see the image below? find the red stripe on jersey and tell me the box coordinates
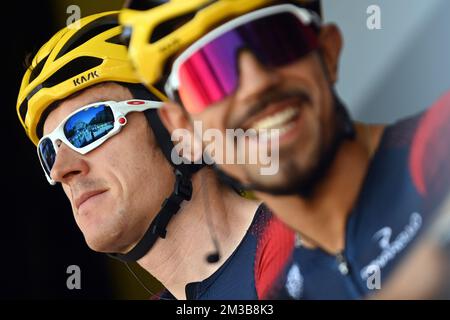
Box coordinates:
[254,216,295,299]
[410,90,450,196]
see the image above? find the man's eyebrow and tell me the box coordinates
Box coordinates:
[94,95,115,103]
[83,96,117,105]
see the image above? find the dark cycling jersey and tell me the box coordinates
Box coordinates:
[155,91,450,300]
[154,204,293,299]
[265,90,450,299]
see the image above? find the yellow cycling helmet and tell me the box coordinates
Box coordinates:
[120,0,322,88]
[17,10,166,146]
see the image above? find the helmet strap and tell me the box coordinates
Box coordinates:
[107,168,193,262]
[107,83,202,262]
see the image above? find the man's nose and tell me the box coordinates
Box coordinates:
[50,142,89,184]
[234,50,280,101]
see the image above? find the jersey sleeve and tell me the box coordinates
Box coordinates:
[253,214,296,299]
[410,90,450,208]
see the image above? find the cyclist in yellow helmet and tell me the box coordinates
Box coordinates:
[17,11,306,300]
[121,0,450,298]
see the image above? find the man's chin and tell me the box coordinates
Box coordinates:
[217,164,315,196]
[244,160,326,197]
[82,229,129,254]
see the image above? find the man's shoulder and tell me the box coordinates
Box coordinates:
[408,90,450,197]
[250,204,296,299]
[381,90,450,148]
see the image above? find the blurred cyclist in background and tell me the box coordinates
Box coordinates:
[121,0,450,298]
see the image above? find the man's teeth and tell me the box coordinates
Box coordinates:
[252,107,299,130]
[257,122,296,141]
[279,122,295,135]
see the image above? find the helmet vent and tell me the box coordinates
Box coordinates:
[106,34,124,45]
[55,14,119,60]
[19,99,28,125]
[29,55,49,83]
[44,56,103,87]
[150,11,196,43]
[21,56,103,124]
[126,0,167,10]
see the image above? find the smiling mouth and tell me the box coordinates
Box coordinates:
[242,95,309,142]
[252,106,300,135]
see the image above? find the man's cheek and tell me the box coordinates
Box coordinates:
[61,185,73,204]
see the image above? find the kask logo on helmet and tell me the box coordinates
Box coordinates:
[73,70,99,86]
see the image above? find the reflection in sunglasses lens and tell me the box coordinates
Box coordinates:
[64,104,115,148]
[39,137,56,175]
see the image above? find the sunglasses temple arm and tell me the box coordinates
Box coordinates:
[118,100,164,114]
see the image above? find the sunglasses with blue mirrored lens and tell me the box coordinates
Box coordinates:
[37,99,163,185]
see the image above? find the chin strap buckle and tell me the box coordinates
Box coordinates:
[173,168,193,201]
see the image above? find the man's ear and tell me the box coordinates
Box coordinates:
[318,24,343,84]
[158,101,203,163]
[158,101,193,133]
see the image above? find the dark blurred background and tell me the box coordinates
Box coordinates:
[4,0,450,299]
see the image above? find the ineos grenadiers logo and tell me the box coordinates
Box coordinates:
[361,213,423,282]
[73,71,99,86]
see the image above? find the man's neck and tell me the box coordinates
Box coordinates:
[137,168,259,299]
[256,123,385,254]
